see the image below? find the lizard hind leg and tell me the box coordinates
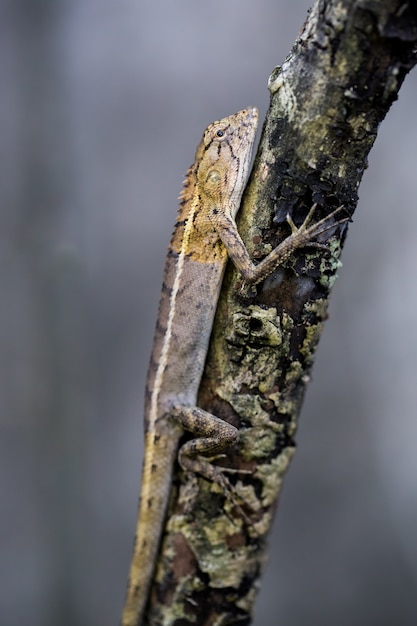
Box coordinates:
[171,405,251,522]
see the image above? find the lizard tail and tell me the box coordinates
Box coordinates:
[121,433,178,626]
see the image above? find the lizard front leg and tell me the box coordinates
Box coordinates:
[210,203,350,286]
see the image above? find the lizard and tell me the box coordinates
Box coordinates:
[121,107,347,626]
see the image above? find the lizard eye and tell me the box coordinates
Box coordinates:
[216,130,224,137]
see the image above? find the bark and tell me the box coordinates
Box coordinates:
[146,1,417,624]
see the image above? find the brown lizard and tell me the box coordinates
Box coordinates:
[121,107,347,626]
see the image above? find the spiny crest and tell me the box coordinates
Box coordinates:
[178,163,197,207]
[170,162,199,252]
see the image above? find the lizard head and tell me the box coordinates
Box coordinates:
[196,107,258,215]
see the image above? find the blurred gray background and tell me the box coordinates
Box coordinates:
[1,1,416,625]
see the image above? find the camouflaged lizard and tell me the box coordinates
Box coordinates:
[122,107,346,625]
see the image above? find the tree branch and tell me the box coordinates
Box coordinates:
[146,1,417,624]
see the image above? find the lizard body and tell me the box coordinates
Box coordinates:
[122,108,259,626]
[122,107,346,626]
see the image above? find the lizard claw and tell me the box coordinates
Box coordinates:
[286,203,351,240]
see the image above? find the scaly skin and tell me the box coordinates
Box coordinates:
[121,107,348,625]
[121,108,258,626]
